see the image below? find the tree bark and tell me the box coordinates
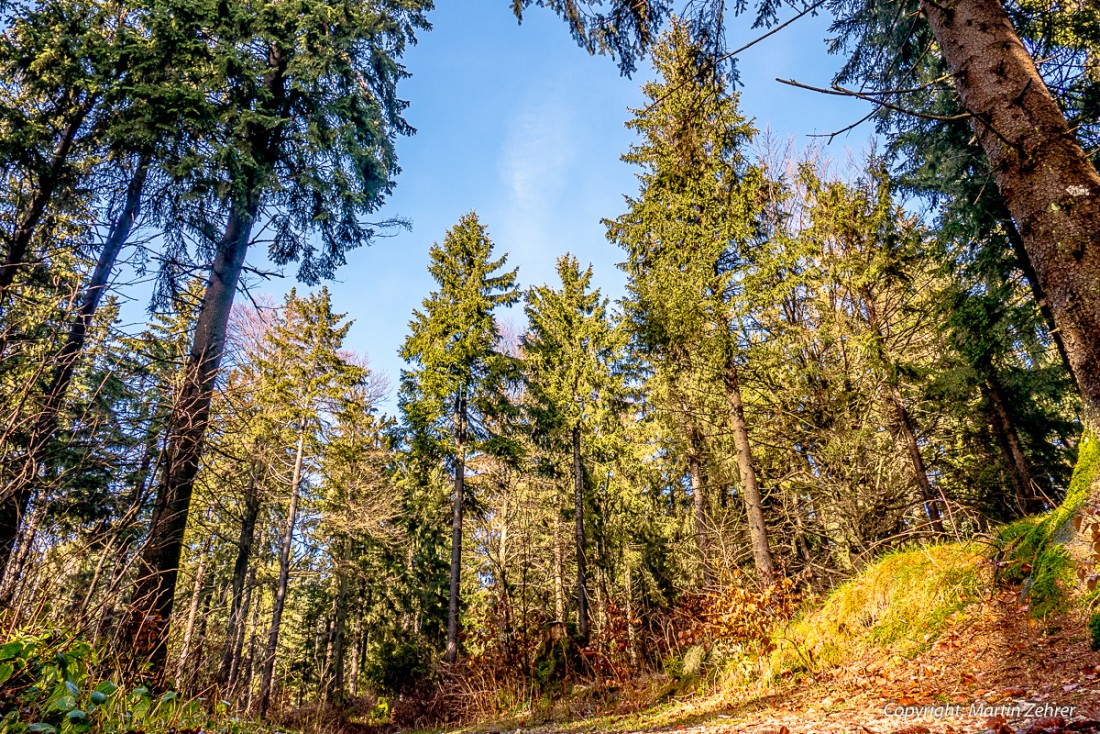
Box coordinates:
[687,425,713,587]
[889,384,946,533]
[327,542,348,703]
[1001,212,1073,376]
[986,377,1038,514]
[0,500,44,607]
[722,350,775,578]
[348,605,363,697]
[445,389,466,663]
[219,462,261,685]
[188,589,213,692]
[572,423,589,640]
[553,514,565,621]
[0,160,148,582]
[228,566,255,693]
[625,557,636,666]
[920,0,1100,429]
[258,430,306,719]
[242,580,262,712]
[175,536,211,689]
[123,196,258,677]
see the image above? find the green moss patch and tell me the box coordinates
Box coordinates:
[772,542,990,675]
[998,431,1100,616]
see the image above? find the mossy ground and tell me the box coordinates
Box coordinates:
[997,431,1100,617]
[767,542,991,678]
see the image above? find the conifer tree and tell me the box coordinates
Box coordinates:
[251,288,366,717]
[607,22,775,577]
[522,254,623,639]
[797,166,950,532]
[399,212,519,662]
[125,0,429,672]
[531,0,1100,432]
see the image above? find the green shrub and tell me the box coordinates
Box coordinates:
[1089,613,1100,652]
[0,629,264,733]
[362,638,430,693]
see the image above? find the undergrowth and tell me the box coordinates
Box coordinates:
[12,443,1100,734]
[0,629,270,734]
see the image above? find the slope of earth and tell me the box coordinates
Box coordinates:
[493,591,1100,734]
[435,537,1100,734]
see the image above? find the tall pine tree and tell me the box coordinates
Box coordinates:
[399,212,519,662]
[607,22,775,577]
[523,254,623,639]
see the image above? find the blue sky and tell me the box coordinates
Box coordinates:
[253,0,874,410]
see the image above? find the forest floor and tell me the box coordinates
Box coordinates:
[446,588,1100,734]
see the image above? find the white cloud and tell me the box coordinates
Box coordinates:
[499,93,576,215]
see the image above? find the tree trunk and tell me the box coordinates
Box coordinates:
[123,197,258,676]
[228,566,255,693]
[0,161,148,581]
[687,426,712,587]
[258,430,306,719]
[188,589,213,692]
[920,0,1100,429]
[0,96,96,292]
[47,159,149,411]
[722,351,775,578]
[625,557,636,666]
[445,389,466,663]
[0,500,44,607]
[219,462,261,685]
[243,582,262,712]
[572,423,589,640]
[1001,212,1073,376]
[175,535,211,688]
[553,514,565,621]
[327,545,348,703]
[348,611,363,697]
[986,377,1038,514]
[889,384,946,533]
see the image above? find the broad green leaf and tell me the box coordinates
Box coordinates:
[131,697,150,722]
[50,694,76,712]
[93,681,117,696]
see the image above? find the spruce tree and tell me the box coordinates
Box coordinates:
[522,254,623,639]
[399,212,519,662]
[250,288,366,717]
[607,22,775,577]
[124,0,429,673]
